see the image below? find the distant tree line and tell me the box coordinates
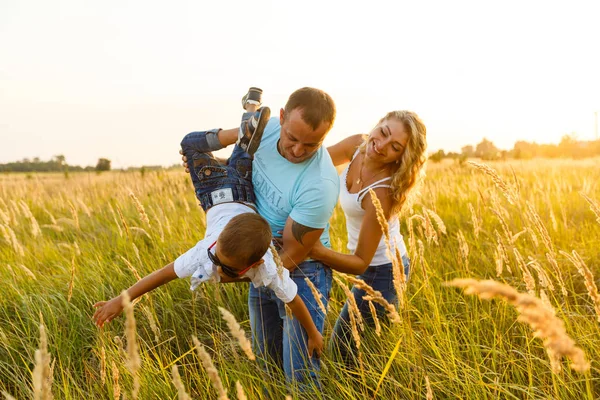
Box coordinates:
[0,155,112,173]
[429,134,600,163]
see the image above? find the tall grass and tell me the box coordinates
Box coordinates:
[0,158,599,398]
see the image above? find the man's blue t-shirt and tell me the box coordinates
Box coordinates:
[252,117,340,246]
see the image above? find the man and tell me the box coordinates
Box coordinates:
[183,87,339,390]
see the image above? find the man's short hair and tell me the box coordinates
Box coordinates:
[284,87,336,131]
[218,213,272,266]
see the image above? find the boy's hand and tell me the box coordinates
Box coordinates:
[93,297,124,328]
[308,331,324,359]
[179,150,190,173]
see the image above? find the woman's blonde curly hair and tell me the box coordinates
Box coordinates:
[358,110,428,215]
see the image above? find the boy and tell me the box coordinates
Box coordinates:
[92,88,323,358]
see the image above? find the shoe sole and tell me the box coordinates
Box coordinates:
[245,107,270,156]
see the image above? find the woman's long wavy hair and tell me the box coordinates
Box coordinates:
[359,110,428,215]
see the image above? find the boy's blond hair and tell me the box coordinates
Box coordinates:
[218,213,272,266]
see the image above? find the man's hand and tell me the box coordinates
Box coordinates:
[93,296,124,328]
[308,331,324,359]
[179,149,190,173]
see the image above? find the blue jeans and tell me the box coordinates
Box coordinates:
[180,127,255,212]
[331,256,410,363]
[248,260,332,392]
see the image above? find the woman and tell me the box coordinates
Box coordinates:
[309,110,427,360]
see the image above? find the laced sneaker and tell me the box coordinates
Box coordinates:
[237,106,271,155]
[241,87,263,110]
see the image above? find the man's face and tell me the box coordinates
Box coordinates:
[278,108,330,164]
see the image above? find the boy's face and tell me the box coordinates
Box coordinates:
[213,243,261,279]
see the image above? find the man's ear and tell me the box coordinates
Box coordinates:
[279,108,285,125]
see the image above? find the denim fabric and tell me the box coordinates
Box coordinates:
[331,256,410,362]
[249,260,332,393]
[180,129,255,212]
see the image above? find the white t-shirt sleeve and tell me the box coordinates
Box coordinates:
[246,248,297,303]
[174,240,219,290]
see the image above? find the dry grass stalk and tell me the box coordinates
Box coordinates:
[425,208,446,235]
[129,190,150,226]
[149,207,165,242]
[494,231,511,273]
[526,203,555,255]
[540,289,552,309]
[446,278,590,373]
[425,375,433,400]
[141,306,160,343]
[269,244,284,281]
[560,250,600,322]
[111,361,120,400]
[368,301,382,336]
[130,227,151,239]
[76,198,92,218]
[40,224,63,233]
[132,243,142,268]
[368,189,392,250]
[68,201,80,230]
[73,242,81,256]
[43,210,57,225]
[5,225,24,257]
[235,381,247,400]
[528,227,539,248]
[2,391,17,400]
[120,256,142,281]
[417,239,430,287]
[32,322,53,400]
[527,257,554,292]
[468,203,480,239]
[20,201,41,238]
[392,243,407,308]
[422,210,438,245]
[191,336,229,400]
[513,249,536,295]
[407,216,416,258]
[494,244,504,277]
[333,276,362,349]
[304,277,327,314]
[467,161,516,204]
[171,365,192,400]
[67,255,75,302]
[108,203,123,237]
[0,224,10,244]
[0,208,10,225]
[100,346,106,385]
[546,253,568,297]
[116,205,130,237]
[121,291,141,399]
[456,230,469,272]
[345,275,401,324]
[17,263,36,280]
[490,207,513,244]
[580,192,600,224]
[218,307,255,361]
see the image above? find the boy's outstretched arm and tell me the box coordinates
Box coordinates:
[286,295,324,358]
[93,262,178,327]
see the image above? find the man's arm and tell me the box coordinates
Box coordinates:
[280,217,324,270]
[92,262,178,327]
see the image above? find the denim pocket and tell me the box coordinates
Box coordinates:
[234,158,252,180]
[195,165,229,187]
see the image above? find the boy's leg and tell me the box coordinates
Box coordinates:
[281,261,332,392]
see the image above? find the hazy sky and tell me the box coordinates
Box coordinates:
[1,0,599,168]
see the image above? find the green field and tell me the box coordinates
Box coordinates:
[1,158,599,399]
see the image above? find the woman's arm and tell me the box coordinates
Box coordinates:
[310,187,393,275]
[326,134,365,166]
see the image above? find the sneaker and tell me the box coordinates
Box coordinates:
[241,87,263,110]
[237,106,271,155]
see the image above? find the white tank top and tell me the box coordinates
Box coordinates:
[339,152,408,266]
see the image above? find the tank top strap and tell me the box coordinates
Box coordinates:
[357,178,392,203]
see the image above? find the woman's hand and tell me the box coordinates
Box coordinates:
[308,240,327,260]
[92,296,124,328]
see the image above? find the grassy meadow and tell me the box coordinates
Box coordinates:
[0,158,599,399]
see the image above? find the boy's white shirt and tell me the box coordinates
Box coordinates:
[173,203,298,304]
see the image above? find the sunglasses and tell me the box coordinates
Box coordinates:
[207,241,259,278]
